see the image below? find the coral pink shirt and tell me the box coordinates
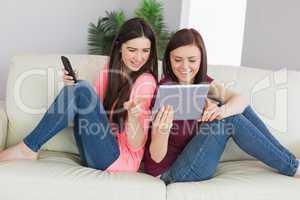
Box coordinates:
[94,65,157,172]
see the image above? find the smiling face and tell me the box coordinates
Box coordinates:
[170,44,201,84]
[121,36,151,72]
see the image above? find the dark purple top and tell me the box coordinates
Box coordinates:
[143,76,214,177]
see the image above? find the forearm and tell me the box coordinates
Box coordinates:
[219,95,248,119]
[149,131,169,163]
[126,117,146,150]
[209,81,248,119]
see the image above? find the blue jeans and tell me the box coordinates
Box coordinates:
[23,80,120,170]
[160,106,299,183]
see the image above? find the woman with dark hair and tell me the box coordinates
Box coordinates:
[143,28,300,183]
[0,18,158,172]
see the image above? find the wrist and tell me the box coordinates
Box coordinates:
[152,128,170,138]
[219,104,227,118]
[127,114,138,122]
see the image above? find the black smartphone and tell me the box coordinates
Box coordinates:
[61,56,77,83]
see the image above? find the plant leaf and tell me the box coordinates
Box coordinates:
[88,11,126,55]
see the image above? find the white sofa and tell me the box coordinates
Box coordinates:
[0,54,300,200]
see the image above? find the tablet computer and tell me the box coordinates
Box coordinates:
[151,84,210,120]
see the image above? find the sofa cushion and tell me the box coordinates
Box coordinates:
[166,160,300,200]
[0,150,166,200]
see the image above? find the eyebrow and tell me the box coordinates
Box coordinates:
[127,46,151,50]
[173,55,198,59]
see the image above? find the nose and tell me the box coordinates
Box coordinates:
[182,60,189,69]
[135,51,143,63]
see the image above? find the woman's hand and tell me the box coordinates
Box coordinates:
[199,98,225,122]
[149,105,174,163]
[123,97,148,121]
[152,105,174,135]
[63,69,78,86]
[124,97,150,149]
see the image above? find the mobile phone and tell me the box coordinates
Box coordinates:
[61,56,77,83]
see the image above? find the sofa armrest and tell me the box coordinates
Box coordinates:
[0,100,8,150]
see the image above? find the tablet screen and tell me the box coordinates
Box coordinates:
[151,84,210,120]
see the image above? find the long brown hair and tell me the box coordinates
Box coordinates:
[163,28,207,84]
[103,18,158,128]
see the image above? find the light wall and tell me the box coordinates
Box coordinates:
[184,0,247,66]
[0,0,123,100]
[0,0,183,100]
[241,0,300,70]
[120,0,182,31]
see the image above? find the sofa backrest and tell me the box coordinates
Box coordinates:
[5,54,300,161]
[6,55,108,154]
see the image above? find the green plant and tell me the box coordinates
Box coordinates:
[88,11,125,55]
[135,0,171,59]
[88,0,172,59]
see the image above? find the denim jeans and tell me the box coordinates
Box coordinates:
[160,106,299,183]
[23,80,120,170]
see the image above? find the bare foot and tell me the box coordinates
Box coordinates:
[0,141,38,161]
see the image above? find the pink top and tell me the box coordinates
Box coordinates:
[94,64,157,172]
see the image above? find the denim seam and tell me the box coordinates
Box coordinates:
[79,91,120,158]
[177,134,212,181]
[33,97,76,151]
[243,107,296,160]
[23,93,75,152]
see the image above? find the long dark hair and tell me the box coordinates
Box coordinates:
[163,28,207,84]
[103,17,158,128]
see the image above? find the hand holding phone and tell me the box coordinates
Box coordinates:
[61,56,77,83]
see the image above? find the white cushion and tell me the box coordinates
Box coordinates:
[166,160,300,200]
[0,151,166,200]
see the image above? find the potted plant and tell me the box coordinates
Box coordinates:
[88,0,172,59]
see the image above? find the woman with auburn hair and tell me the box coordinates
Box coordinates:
[143,28,300,183]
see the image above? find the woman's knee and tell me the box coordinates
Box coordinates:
[61,80,93,93]
[242,105,253,114]
[73,80,96,98]
[223,114,244,124]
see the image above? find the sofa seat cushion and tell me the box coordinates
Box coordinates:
[0,151,166,200]
[166,160,300,200]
